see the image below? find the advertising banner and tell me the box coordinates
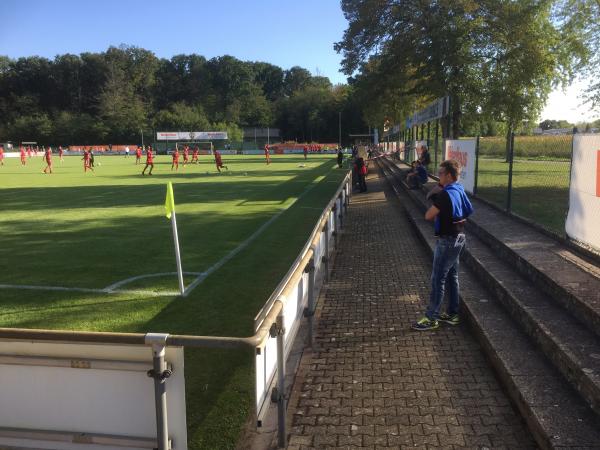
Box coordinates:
[406,97,450,128]
[444,139,476,194]
[157,131,228,141]
[414,140,428,162]
[566,135,600,251]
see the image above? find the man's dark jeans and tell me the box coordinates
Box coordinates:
[426,233,466,320]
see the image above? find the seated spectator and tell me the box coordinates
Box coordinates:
[418,145,431,171]
[407,160,428,189]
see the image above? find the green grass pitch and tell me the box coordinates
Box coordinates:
[0,152,348,449]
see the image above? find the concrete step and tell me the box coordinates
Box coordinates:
[382,157,600,415]
[377,158,600,449]
[388,158,600,340]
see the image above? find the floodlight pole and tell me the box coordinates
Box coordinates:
[338,112,342,148]
[171,211,185,295]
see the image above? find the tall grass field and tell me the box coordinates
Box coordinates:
[0,152,348,449]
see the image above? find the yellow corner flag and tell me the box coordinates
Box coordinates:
[165,182,175,219]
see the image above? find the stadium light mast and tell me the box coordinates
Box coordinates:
[338,112,342,147]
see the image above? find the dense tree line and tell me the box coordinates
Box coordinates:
[335,0,600,139]
[0,46,367,145]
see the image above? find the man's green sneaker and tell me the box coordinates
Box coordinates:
[439,313,460,325]
[411,317,439,331]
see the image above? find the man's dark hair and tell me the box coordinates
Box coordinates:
[440,159,460,180]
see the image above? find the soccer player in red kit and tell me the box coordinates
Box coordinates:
[82,148,93,172]
[135,146,142,164]
[20,147,27,165]
[0,146,4,166]
[171,148,180,171]
[264,144,271,165]
[214,149,227,172]
[27,147,32,159]
[183,146,189,166]
[43,146,53,173]
[58,146,64,162]
[303,145,308,160]
[192,146,199,164]
[142,146,154,175]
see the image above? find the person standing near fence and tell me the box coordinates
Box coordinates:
[412,159,473,331]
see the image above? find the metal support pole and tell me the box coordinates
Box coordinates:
[332,203,338,248]
[434,119,439,169]
[474,135,480,195]
[275,313,286,449]
[507,132,515,212]
[427,121,431,148]
[338,111,342,148]
[323,218,330,282]
[305,257,316,347]
[146,333,170,450]
[338,195,344,229]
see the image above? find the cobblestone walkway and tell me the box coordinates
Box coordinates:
[286,170,536,449]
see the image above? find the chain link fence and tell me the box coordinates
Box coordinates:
[473,134,573,235]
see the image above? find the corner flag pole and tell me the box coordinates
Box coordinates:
[165,182,185,295]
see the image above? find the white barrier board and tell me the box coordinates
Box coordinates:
[414,140,428,162]
[254,187,344,424]
[566,135,600,251]
[0,341,187,450]
[444,139,476,194]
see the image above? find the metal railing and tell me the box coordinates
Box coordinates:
[0,171,352,450]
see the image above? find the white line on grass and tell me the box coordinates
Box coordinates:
[1,170,332,297]
[103,272,202,292]
[0,283,178,297]
[182,174,326,297]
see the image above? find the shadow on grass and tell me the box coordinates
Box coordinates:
[476,186,568,234]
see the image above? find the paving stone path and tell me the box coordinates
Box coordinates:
[286,169,536,449]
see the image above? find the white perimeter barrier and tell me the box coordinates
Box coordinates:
[566,134,600,252]
[0,171,353,450]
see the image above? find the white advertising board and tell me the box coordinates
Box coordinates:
[0,341,187,450]
[157,131,228,141]
[254,189,344,425]
[566,135,600,251]
[444,139,476,194]
[414,140,428,162]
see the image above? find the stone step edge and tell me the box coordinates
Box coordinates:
[377,159,600,449]
[381,157,600,415]
[460,237,600,417]
[384,157,600,340]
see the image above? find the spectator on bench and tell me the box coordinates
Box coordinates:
[407,160,428,189]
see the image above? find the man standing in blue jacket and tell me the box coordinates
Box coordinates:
[412,159,474,331]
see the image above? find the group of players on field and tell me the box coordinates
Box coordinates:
[0,142,318,175]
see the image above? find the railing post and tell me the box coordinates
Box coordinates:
[275,312,286,448]
[323,217,330,282]
[474,135,480,195]
[304,256,316,347]
[338,194,344,229]
[332,203,338,248]
[146,333,170,450]
[507,132,515,212]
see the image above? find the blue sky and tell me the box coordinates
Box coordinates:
[0,0,597,123]
[0,0,349,84]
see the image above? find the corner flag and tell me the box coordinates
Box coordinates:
[165,182,184,295]
[165,182,175,219]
